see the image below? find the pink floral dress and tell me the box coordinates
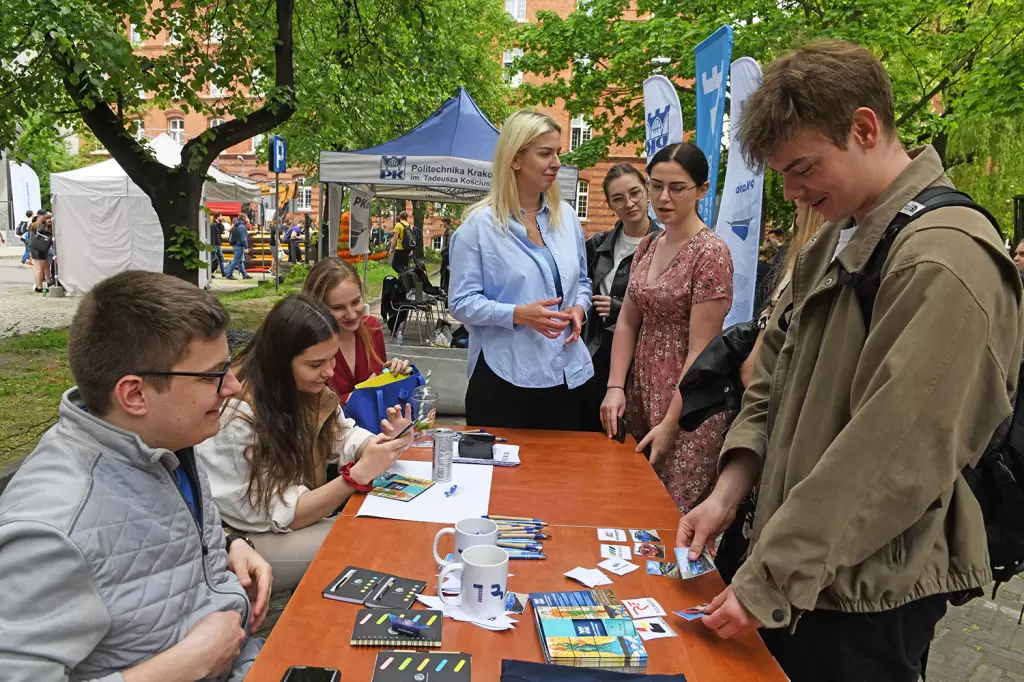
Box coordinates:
[625,228,733,512]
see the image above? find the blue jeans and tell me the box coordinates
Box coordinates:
[225,247,247,278]
[211,246,226,276]
[21,240,30,264]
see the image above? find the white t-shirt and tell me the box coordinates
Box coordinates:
[600,232,645,296]
[833,225,858,262]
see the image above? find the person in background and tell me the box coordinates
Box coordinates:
[196,294,414,593]
[677,40,1021,682]
[226,214,253,280]
[29,213,54,293]
[303,257,411,404]
[449,109,592,430]
[390,211,412,273]
[287,222,304,263]
[211,213,227,278]
[1013,238,1024,284]
[17,210,33,268]
[581,163,662,433]
[439,217,455,294]
[0,271,269,681]
[600,142,733,512]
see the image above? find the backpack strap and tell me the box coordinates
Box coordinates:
[837,186,1002,330]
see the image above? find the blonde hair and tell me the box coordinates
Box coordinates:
[469,109,563,234]
[770,206,827,303]
[303,257,383,368]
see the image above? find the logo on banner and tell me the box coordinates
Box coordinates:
[380,156,407,180]
[646,106,672,157]
[729,217,752,241]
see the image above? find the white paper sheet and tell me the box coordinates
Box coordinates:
[356,460,492,524]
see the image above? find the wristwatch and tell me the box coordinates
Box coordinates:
[225,533,255,551]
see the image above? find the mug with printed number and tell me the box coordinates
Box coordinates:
[437,544,508,620]
[432,517,499,566]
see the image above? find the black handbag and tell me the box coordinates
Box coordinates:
[29,229,53,252]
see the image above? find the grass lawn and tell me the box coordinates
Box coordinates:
[0,256,434,471]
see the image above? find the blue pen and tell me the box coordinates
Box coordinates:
[444,485,458,497]
[506,553,547,560]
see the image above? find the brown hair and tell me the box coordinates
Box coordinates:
[303,257,383,368]
[233,295,341,512]
[69,271,230,414]
[399,211,409,221]
[602,162,646,197]
[737,40,897,170]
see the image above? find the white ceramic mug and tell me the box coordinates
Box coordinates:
[432,517,499,566]
[437,544,509,620]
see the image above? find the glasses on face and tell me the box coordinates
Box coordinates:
[647,180,696,199]
[608,187,647,209]
[137,358,233,393]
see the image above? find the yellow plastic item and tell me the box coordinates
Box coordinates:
[354,369,406,390]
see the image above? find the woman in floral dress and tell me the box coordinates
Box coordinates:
[600,142,733,512]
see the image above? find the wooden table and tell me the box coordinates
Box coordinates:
[247,429,787,682]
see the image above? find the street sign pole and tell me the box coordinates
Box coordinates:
[274,171,280,292]
[269,135,287,292]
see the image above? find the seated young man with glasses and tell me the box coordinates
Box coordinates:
[0,271,270,682]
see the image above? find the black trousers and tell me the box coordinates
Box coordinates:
[466,354,584,431]
[392,249,410,273]
[760,594,947,682]
[580,344,611,433]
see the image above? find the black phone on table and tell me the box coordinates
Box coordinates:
[613,415,627,444]
[281,666,340,682]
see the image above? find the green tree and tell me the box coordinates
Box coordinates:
[2,0,298,282]
[512,0,1024,225]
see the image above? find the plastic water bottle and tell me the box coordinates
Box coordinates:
[396,329,404,346]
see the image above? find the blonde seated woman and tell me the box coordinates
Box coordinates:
[196,294,414,593]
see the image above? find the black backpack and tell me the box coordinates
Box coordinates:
[401,222,417,251]
[838,186,1024,601]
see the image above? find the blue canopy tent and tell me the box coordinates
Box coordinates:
[319,87,579,252]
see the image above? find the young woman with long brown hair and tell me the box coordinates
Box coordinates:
[304,257,410,404]
[196,294,414,593]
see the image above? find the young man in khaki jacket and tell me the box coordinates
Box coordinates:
[677,40,1023,681]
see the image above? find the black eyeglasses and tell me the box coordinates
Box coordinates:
[137,359,233,393]
[647,180,697,198]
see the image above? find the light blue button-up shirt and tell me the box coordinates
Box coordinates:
[449,199,594,389]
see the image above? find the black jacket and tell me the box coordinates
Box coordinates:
[677,320,760,432]
[582,218,662,357]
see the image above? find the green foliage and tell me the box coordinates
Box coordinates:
[284,262,309,284]
[512,0,1024,224]
[167,225,213,270]
[947,115,1024,237]
[278,0,513,168]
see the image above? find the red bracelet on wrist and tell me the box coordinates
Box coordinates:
[340,462,374,493]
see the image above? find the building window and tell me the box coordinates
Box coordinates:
[209,118,224,129]
[503,49,524,88]
[505,0,526,21]
[252,133,265,154]
[168,118,185,144]
[129,23,142,43]
[576,180,589,220]
[432,235,443,250]
[133,119,146,141]
[209,82,223,98]
[296,183,312,212]
[570,116,592,151]
[209,22,224,43]
[167,13,181,44]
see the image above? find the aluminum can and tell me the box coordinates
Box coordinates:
[432,428,455,482]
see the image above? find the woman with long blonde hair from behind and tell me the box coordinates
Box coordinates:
[449,109,593,430]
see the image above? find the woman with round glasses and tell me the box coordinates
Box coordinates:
[580,163,662,432]
[600,142,733,512]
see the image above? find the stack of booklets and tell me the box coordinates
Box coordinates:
[351,609,443,647]
[322,566,426,610]
[529,589,648,673]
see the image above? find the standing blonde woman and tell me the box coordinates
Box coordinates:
[449,110,593,430]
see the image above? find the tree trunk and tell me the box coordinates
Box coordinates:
[412,200,426,260]
[145,170,205,284]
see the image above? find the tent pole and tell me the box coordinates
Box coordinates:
[362,252,368,298]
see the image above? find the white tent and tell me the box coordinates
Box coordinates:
[50,134,260,295]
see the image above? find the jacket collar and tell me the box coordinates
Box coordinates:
[595,216,662,254]
[58,388,182,471]
[834,146,949,275]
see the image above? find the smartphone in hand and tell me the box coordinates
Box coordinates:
[613,416,627,444]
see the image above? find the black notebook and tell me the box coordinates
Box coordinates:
[364,575,427,610]
[351,609,444,647]
[322,566,387,604]
[370,650,470,681]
